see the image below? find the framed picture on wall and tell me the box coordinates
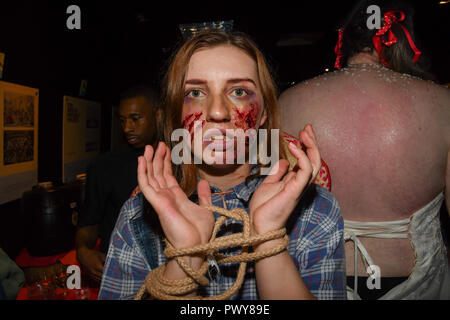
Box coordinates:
[0,81,39,204]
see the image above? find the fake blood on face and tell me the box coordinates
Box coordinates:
[182,111,204,133]
[233,104,259,131]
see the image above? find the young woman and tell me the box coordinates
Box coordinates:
[98,30,346,300]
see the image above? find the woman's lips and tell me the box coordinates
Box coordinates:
[202,129,235,151]
[204,136,234,151]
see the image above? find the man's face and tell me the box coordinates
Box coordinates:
[119,96,157,149]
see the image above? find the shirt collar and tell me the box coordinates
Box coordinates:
[129,193,144,220]
[192,165,266,202]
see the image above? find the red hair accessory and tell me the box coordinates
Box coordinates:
[372,11,422,67]
[334,28,345,69]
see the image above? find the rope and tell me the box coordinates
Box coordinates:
[135,205,289,300]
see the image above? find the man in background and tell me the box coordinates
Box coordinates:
[75,85,161,283]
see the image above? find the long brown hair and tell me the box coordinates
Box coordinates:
[161,30,286,196]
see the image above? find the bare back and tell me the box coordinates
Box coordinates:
[279,63,450,276]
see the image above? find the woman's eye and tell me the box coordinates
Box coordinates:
[187,90,203,98]
[232,88,247,97]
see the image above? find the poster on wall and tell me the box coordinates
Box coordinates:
[62,95,101,183]
[0,81,39,205]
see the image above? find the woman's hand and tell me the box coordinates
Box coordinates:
[137,142,215,250]
[250,124,321,235]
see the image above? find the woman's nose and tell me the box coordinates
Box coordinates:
[206,95,231,123]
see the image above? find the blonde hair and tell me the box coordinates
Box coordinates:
[161,30,286,195]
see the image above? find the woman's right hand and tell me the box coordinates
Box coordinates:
[137,142,215,250]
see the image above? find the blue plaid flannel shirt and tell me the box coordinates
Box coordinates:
[98,175,346,300]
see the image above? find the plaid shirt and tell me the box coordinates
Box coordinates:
[98,175,346,300]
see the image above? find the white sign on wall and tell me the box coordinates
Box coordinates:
[62,95,101,183]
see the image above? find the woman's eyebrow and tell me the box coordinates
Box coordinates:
[185,78,257,86]
[227,78,256,86]
[185,79,207,85]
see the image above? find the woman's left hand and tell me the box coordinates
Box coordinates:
[249,124,321,235]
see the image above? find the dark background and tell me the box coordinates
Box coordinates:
[0,0,449,258]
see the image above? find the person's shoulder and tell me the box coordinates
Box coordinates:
[312,183,340,212]
[102,143,135,160]
[288,184,343,250]
[420,79,450,100]
[278,72,340,105]
[114,193,144,231]
[88,144,134,168]
[122,192,144,219]
[297,184,343,230]
[388,72,450,114]
[86,148,115,168]
[279,77,317,99]
[387,69,449,92]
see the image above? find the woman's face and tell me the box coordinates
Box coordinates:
[181,45,267,167]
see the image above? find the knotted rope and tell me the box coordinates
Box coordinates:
[135,205,289,300]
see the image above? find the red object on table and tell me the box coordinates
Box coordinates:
[14,248,68,268]
[14,239,101,268]
[15,239,101,300]
[16,286,99,300]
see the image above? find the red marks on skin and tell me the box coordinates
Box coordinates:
[182,111,204,133]
[233,104,259,130]
[182,111,205,142]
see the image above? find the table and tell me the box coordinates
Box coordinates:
[14,240,101,300]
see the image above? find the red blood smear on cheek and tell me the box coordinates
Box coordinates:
[233,104,258,130]
[182,111,203,133]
